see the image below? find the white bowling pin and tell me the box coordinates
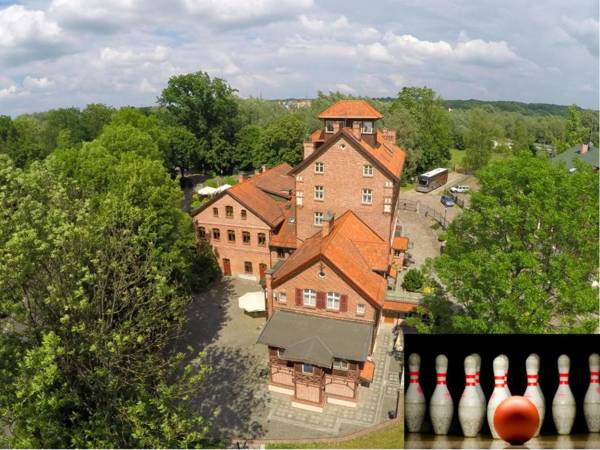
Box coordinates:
[405,353,426,433]
[584,353,600,432]
[487,355,509,439]
[459,355,485,437]
[552,354,576,435]
[501,354,511,396]
[471,353,486,407]
[523,353,545,436]
[430,354,453,435]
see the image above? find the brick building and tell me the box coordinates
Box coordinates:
[194,99,415,410]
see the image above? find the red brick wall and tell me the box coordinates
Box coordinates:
[269,260,378,323]
[295,135,395,242]
[193,193,271,280]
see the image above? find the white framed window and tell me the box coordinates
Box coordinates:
[362,121,374,134]
[278,292,287,303]
[315,162,324,173]
[384,204,392,213]
[325,120,334,133]
[385,180,393,188]
[303,289,316,307]
[314,211,323,226]
[363,164,373,177]
[296,190,303,206]
[314,185,324,200]
[326,292,340,310]
[296,175,303,182]
[302,363,314,374]
[384,197,392,204]
[356,303,366,316]
[362,188,373,205]
[333,359,349,370]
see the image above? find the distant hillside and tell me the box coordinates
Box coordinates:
[442,99,596,116]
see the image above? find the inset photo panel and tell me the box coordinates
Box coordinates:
[403,333,600,449]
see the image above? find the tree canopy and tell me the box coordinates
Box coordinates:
[430,155,599,333]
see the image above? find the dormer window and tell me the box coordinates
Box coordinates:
[325,120,334,133]
[362,121,374,134]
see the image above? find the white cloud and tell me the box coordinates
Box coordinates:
[23,76,55,89]
[454,39,519,66]
[0,85,20,98]
[360,42,394,63]
[99,45,170,66]
[334,83,357,94]
[0,5,68,64]
[561,16,599,56]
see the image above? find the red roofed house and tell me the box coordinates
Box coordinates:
[194,100,415,410]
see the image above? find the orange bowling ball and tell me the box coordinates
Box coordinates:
[493,396,540,445]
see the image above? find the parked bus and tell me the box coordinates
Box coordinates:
[416,168,448,193]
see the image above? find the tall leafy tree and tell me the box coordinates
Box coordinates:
[0,142,211,445]
[433,155,599,333]
[564,104,587,149]
[255,114,305,166]
[462,107,498,171]
[158,72,240,172]
[158,125,202,177]
[80,103,114,140]
[391,87,452,173]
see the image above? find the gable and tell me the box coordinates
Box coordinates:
[193,192,271,228]
[291,129,399,181]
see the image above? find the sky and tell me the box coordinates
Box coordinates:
[0,0,598,115]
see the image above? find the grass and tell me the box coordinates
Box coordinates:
[265,423,403,449]
[204,175,239,188]
[400,182,416,192]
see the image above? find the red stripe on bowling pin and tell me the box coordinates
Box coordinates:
[437,372,447,385]
[527,374,538,386]
[409,370,419,384]
[559,372,569,385]
[591,371,599,384]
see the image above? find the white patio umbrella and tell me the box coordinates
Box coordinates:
[238,292,266,313]
[196,186,217,196]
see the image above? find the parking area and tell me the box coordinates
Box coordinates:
[184,278,403,442]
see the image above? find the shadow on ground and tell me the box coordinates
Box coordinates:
[191,346,269,442]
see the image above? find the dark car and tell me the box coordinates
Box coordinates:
[441,194,455,207]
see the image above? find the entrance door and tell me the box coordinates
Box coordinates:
[259,263,267,280]
[223,258,231,276]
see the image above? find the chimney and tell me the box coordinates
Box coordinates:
[332,121,341,134]
[322,210,335,237]
[352,121,361,140]
[303,140,315,159]
[383,128,397,143]
[238,171,249,183]
[580,143,589,155]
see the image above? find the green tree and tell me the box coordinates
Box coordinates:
[158,72,240,172]
[433,155,599,333]
[462,108,497,171]
[0,154,211,447]
[255,114,305,166]
[235,124,263,170]
[391,87,452,174]
[80,103,114,140]
[564,104,587,149]
[159,125,202,177]
[402,268,425,292]
[6,116,48,167]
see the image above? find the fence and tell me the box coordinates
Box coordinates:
[444,191,465,208]
[420,204,450,229]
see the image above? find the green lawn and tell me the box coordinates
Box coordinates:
[265,423,403,449]
[400,182,416,192]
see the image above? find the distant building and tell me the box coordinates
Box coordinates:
[551,142,599,172]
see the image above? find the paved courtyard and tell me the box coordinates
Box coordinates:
[185,278,403,442]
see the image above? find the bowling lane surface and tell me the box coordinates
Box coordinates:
[405,432,600,449]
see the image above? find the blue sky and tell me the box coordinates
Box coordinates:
[0,0,598,115]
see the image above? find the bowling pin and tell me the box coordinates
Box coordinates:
[523,353,545,437]
[430,354,453,435]
[584,353,600,432]
[487,355,509,439]
[459,355,485,437]
[405,353,426,433]
[471,353,486,407]
[552,354,576,435]
[501,354,511,396]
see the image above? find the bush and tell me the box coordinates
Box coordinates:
[438,232,447,242]
[402,268,425,292]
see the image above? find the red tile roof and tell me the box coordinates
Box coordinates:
[270,202,297,248]
[318,100,383,120]
[383,301,418,313]
[271,210,388,308]
[392,236,409,251]
[195,163,294,229]
[360,360,375,383]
